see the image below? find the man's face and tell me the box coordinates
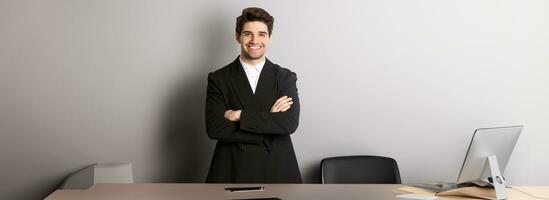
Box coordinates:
[236,21,271,61]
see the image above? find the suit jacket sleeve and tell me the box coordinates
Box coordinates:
[205,73,263,144]
[239,71,300,135]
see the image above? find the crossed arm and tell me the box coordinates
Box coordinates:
[205,72,300,144]
[224,95,293,121]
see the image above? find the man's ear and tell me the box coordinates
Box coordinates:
[235,33,241,44]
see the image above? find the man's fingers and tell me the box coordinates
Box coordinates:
[277,97,292,107]
[271,96,295,113]
[280,101,293,110]
[280,104,292,112]
[272,96,288,108]
[273,101,293,112]
[274,99,292,111]
[224,110,242,121]
[224,110,232,120]
[271,96,292,112]
[274,96,288,104]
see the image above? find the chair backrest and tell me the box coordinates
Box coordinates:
[60,162,133,189]
[321,155,401,184]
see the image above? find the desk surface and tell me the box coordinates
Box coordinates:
[46,183,548,200]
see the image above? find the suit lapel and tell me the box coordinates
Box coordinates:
[229,57,258,110]
[255,59,276,110]
[229,57,276,111]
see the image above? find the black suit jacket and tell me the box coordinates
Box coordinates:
[205,57,302,183]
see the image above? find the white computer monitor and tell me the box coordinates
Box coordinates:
[456,125,523,185]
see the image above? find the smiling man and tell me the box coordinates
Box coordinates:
[205,7,302,183]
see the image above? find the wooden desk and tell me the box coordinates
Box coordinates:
[46,183,549,200]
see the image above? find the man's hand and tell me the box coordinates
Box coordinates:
[224,96,292,121]
[224,110,241,121]
[270,96,293,113]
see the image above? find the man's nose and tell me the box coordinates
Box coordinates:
[250,34,257,42]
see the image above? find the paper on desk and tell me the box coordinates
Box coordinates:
[396,186,497,200]
[437,187,496,200]
[396,187,436,195]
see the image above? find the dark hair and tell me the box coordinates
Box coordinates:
[236,7,274,35]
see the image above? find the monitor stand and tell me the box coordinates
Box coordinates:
[457,155,507,199]
[487,155,506,200]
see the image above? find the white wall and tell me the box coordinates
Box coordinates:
[1,0,547,199]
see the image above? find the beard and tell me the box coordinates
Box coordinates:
[241,46,265,60]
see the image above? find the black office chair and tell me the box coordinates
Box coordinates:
[321,155,401,184]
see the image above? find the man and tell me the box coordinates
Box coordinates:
[205,7,302,183]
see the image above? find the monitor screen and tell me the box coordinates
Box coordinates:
[456,125,523,184]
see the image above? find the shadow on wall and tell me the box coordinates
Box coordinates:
[304,164,322,183]
[159,72,212,182]
[158,12,233,183]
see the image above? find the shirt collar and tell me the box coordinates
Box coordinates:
[239,57,265,73]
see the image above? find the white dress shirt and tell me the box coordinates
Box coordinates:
[239,57,265,94]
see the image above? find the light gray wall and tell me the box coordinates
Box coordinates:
[1,0,548,199]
